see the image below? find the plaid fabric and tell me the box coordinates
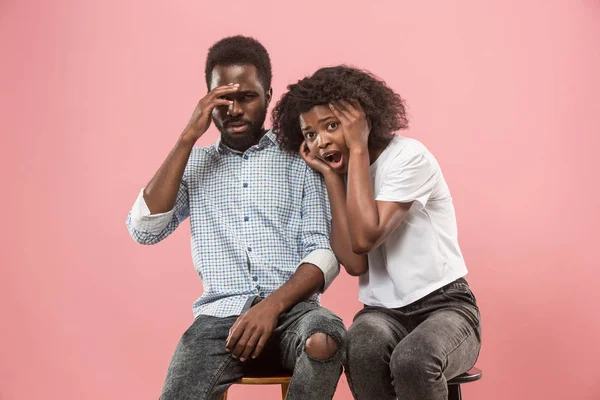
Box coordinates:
[127,130,334,317]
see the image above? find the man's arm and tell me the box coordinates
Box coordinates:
[143,84,239,213]
[126,84,240,243]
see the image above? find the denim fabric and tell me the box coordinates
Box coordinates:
[344,278,481,400]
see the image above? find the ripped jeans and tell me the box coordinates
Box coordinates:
[160,299,346,400]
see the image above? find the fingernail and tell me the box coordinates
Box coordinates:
[240,358,245,362]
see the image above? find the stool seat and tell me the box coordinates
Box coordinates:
[448,367,482,384]
[447,367,482,400]
[224,367,482,399]
[237,375,291,385]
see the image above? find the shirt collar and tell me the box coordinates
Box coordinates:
[215,128,278,155]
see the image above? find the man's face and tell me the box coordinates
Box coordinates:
[210,64,272,152]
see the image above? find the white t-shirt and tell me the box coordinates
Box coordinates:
[359,135,468,308]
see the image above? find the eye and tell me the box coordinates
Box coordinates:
[243,93,256,101]
[304,132,315,140]
[327,122,338,130]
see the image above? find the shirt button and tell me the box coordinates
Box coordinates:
[253,276,258,281]
[243,183,248,188]
[247,247,252,252]
[259,292,265,297]
[256,285,261,290]
[244,216,249,222]
[243,155,249,160]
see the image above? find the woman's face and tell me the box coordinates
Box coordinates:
[299,105,350,174]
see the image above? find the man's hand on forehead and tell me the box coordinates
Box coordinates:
[181,83,240,143]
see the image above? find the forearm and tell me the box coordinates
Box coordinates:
[324,172,368,275]
[263,263,324,315]
[144,134,195,214]
[346,147,381,252]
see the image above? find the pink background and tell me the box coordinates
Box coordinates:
[2,1,599,399]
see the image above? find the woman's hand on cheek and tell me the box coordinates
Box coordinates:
[299,140,333,176]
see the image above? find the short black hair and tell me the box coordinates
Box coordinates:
[272,65,409,152]
[205,35,272,91]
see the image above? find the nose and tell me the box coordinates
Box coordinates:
[317,132,331,149]
[227,100,243,117]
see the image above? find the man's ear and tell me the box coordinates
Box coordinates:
[265,87,273,106]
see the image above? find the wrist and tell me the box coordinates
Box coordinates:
[178,130,199,148]
[349,146,369,157]
[260,296,285,316]
[322,169,341,181]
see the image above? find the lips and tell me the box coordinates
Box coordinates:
[225,121,249,133]
[321,150,344,170]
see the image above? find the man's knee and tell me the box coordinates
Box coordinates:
[305,332,339,360]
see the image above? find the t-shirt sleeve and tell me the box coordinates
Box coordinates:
[375,151,440,207]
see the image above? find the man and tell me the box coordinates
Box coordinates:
[126,35,345,400]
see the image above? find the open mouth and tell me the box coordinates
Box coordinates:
[322,150,344,170]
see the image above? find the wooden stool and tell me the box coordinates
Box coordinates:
[222,375,291,400]
[223,367,481,399]
[447,367,482,400]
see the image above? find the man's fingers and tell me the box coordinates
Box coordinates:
[239,332,260,362]
[251,333,269,359]
[210,98,233,108]
[226,317,244,352]
[232,328,254,358]
[207,84,240,99]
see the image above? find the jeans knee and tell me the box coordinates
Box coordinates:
[305,332,339,361]
[390,346,440,380]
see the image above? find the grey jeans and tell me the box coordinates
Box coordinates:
[160,299,346,400]
[344,278,481,400]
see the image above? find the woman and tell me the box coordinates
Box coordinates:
[272,65,481,400]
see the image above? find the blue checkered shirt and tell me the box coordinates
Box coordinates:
[126,130,338,318]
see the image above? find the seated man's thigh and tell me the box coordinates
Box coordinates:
[161,315,243,400]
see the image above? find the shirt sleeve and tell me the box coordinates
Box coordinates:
[376,151,440,208]
[129,189,176,234]
[300,165,340,292]
[126,179,190,245]
[298,248,339,292]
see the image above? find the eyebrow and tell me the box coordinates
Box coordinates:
[301,116,337,131]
